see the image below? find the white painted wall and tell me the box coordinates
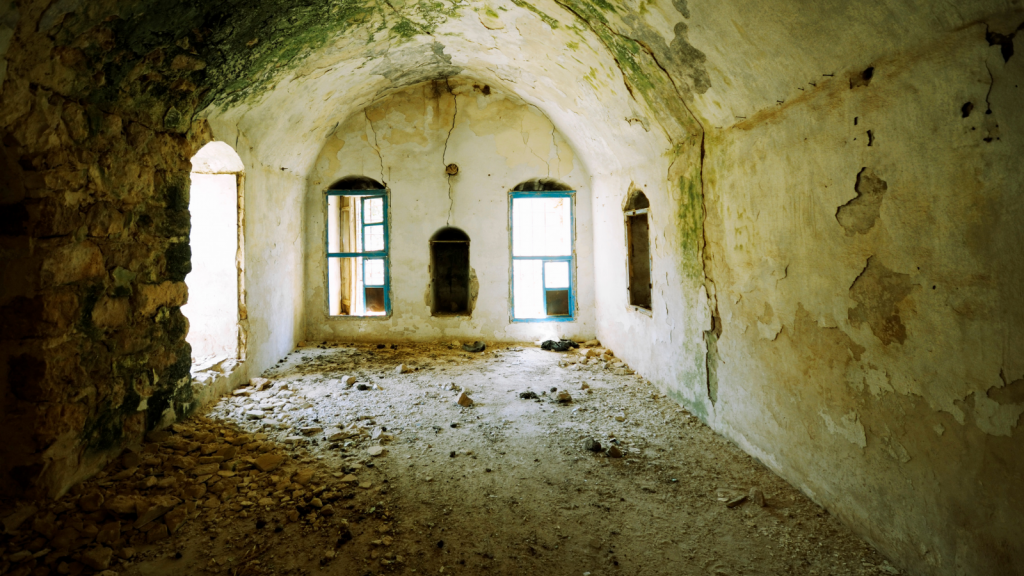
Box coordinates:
[303,80,595,343]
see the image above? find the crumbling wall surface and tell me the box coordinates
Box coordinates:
[702,24,1024,576]
[0,1,216,495]
[304,80,595,342]
[0,0,304,498]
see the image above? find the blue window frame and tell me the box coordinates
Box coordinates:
[326,189,390,316]
[509,190,575,322]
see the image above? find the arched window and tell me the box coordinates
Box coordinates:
[430,227,471,316]
[509,179,575,321]
[326,176,390,316]
[624,190,652,311]
[183,141,245,364]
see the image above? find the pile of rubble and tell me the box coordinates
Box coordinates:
[552,340,634,375]
[0,412,386,576]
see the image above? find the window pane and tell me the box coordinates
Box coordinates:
[364,287,386,313]
[328,257,362,315]
[512,260,544,319]
[364,197,384,224]
[512,197,571,256]
[364,224,384,251]
[546,289,569,316]
[328,196,358,253]
[544,261,569,288]
[365,258,385,286]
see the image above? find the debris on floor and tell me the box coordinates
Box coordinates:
[540,339,578,352]
[0,342,898,576]
[461,341,486,353]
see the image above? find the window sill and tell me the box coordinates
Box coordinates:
[511,317,576,323]
[327,314,393,320]
[629,305,653,317]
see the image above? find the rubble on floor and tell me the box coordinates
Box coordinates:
[1,342,900,576]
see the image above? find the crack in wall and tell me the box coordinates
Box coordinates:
[365,108,386,186]
[983,61,995,114]
[549,125,558,177]
[442,78,458,226]
[520,107,552,177]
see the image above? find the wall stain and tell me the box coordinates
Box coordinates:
[836,168,887,235]
[848,257,915,346]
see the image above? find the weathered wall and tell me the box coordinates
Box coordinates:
[0,47,207,497]
[240,156,306,372]
[304,80,595,342]
[701,26,1024,576]
[3,0,1022,573]
[589,144,712,418]
[0,0,310,496]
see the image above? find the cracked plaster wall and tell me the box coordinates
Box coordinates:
[303,80,595,342]
[701,23,1024,576]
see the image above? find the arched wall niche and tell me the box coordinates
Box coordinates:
[623,189,652,311]
[512,178,573,191]
[329,175,386,190]
[430,227,471,316]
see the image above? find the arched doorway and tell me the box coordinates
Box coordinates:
[182,141,245,366]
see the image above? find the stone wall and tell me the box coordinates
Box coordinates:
[0,62,210,496]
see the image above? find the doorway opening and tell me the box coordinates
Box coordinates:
[430,227,471,316]
[182,142,245,369]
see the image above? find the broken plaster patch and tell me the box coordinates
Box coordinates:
[879,427,911,463]
[970,390,1024,437]
[844,362,894,397]
[847,256,915,346]
[836,168,887,235]
[819,410,867,448]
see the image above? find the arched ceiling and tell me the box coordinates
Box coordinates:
[9,0,1015,178]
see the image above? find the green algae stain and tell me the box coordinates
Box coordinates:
[510,0,561,29]
[676,166,704,282]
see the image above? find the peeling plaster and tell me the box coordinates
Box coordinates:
[820,410,867,449]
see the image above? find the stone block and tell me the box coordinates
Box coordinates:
[135,281,188,316]
[40,241,104,286]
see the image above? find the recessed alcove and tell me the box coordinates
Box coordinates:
[429,227,471,316]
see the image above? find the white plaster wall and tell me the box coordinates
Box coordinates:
[589,155,712,418]
[245,162,306,369]
[303,80,595,343]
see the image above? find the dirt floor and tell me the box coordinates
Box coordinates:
[1,342,905,576]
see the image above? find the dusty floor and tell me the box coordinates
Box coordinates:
[1,343,903,576]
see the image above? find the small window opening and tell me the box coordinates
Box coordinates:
[625,190,652,311]
[326,177,390,317]
[183,141,245,365]
[430,227,471,316]
[510,182,575,321]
